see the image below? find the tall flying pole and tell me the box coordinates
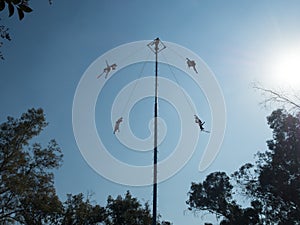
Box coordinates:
[153,39,158,225]
[147,38,166,225]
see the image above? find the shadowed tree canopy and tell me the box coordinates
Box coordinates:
[187,172,260,225]
[63,191,170,225]
[105,190,152,225]
[187,109,300,224]
[0,109,171,225]
[234,109,300,224]
[0,108,63,224]
[62,193,106,225]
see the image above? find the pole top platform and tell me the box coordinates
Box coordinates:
[147,37,166,53]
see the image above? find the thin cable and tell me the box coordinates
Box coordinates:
[120,51,152,116]
[161,51,197,115]
[166,44,187,61]
[118,45,149,66]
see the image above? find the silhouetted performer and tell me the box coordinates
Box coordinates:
[148,37,160,51]
[113,117,123,134]
[186,58,198,73]
[97,60,117,79]
[194,115,205,131]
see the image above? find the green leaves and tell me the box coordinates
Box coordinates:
[1,0,33,20]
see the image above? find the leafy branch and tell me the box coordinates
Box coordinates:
[0,0,33,20]
[0,23,11,59]
[0,0,52,60]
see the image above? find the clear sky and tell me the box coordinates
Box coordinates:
[1,1,300,224]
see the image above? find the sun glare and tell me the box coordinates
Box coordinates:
[268,46,300,89]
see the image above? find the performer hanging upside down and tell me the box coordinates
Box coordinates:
[194,115,205,131]
[113,117,123,134]
[186,58,198,74]
[97,60,117,79]
[148,37,160,51]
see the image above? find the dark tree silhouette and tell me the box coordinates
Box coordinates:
[187,172,260,225]
[0,23,11,59]
[233,109,300,224]
[62,191,170,225]
[0,0,33,20]
[62,193,106,225]
[105,191,152,225]
[187,109,300,224]
[0,108,63,224]
[0,109,171,224]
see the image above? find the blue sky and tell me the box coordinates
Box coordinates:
[1,1,300,224]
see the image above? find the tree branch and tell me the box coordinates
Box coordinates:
[253,84,300,112]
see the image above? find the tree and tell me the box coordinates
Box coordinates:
[105,191,152,225]
[187,109,300,224]
[0,108,63,224]
[62,193,106,225]
[0,23,11,60]
[0,0,52,59]
[0,0,33,21]
[0,0,33,59]
[0,109,170,225]
[61,191,170,225]
[234,109,300,224]
[186,172,260,225]
[187,172,233,217]
[253,83,300,113]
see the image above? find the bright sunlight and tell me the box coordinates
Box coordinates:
[268,45,300,88]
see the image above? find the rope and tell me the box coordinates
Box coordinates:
[117,44,149,66]
[161,51,197,115]
[166,44,187,61]
[120,50,152,116]
[162,47,210,133]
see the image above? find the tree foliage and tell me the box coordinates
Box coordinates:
[62,191,168,225]
[0,23,11,59]
[105,190,152,225]
[0,108,63,224]
[0,109,169,225]
[187,109,300,224]
[187,172,260,224]
[0,0,52,59]
[0,0,33,21]
[61,193,106,225]
[234,109,300,224]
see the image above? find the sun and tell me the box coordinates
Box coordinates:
[268,46,300,89]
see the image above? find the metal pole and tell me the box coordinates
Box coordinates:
[147,38,165,225]
[152,38,159,225]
